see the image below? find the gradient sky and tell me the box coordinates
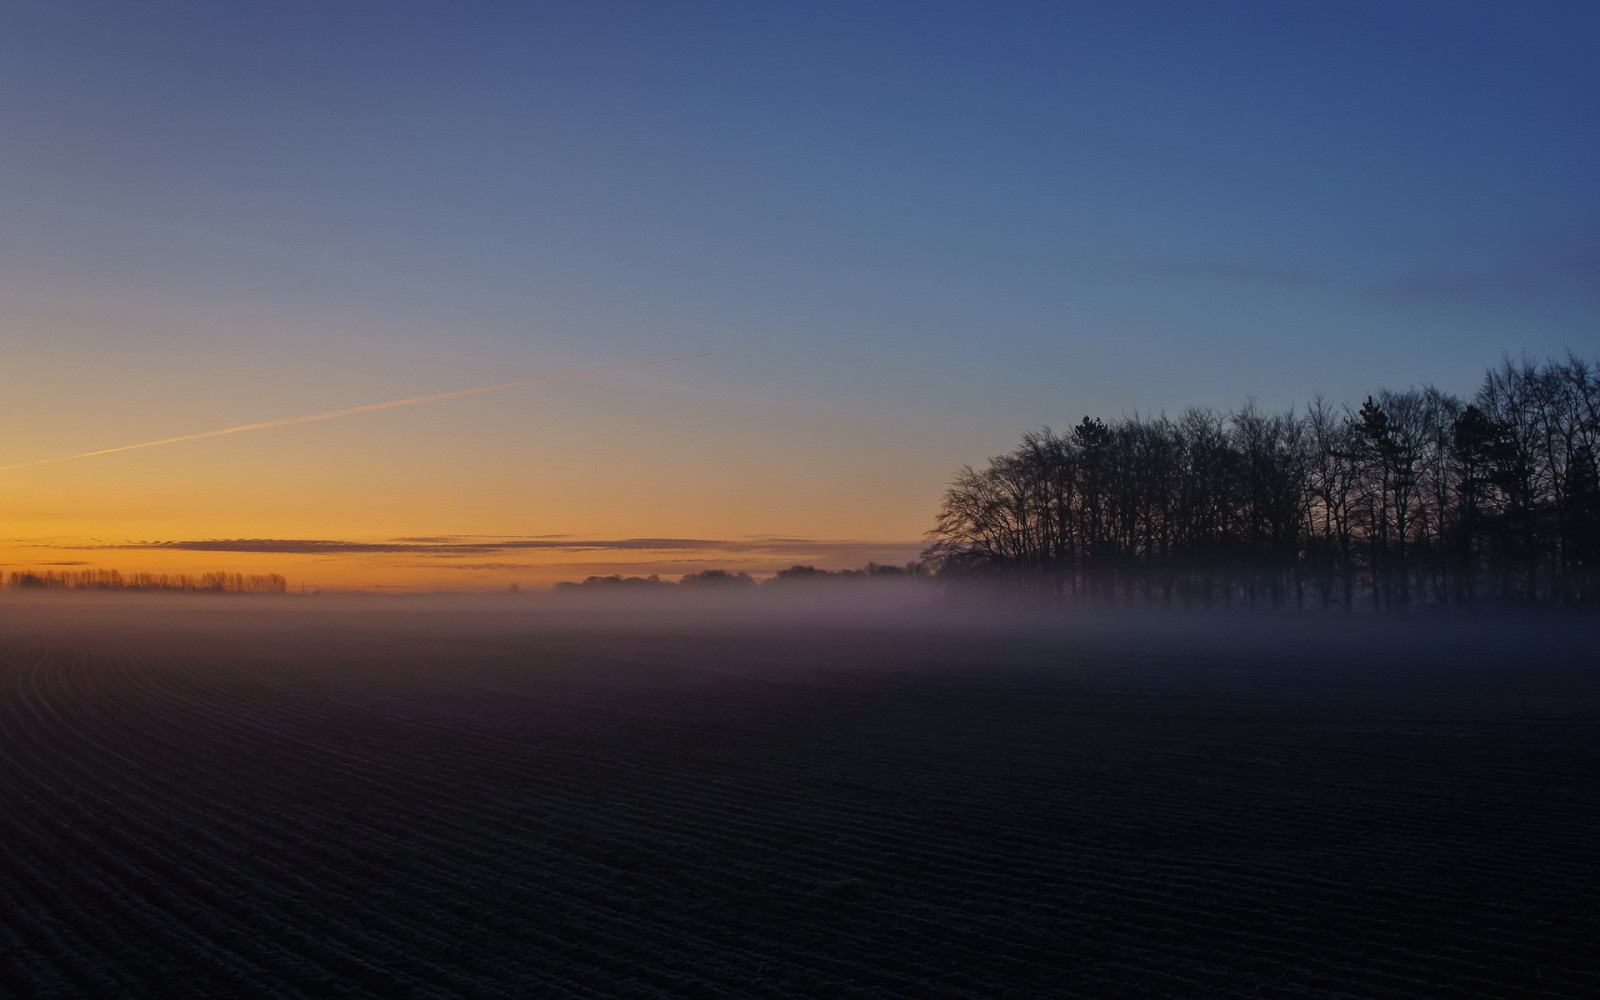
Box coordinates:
[3,1,1596,589]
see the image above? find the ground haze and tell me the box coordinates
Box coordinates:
[1,593,1595,998]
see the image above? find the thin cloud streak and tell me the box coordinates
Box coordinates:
[45,536,926,558]
[0,355,708,473]
[43,531,928,563]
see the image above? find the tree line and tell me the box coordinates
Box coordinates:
[7,569,289,593]
[555,563,926,591]
[923,355,1600,609]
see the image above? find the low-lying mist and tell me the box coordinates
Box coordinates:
[2,582,1591,687]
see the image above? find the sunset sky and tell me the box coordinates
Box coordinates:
[3,2,1596,590]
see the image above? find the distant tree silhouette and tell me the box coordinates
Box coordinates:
[554,564,930,590]
[5,569,288,593]
[554,574,670,590]
[767,562,925,583]
[679,569,755,587]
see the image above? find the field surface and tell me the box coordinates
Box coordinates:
[1,597,1596,999]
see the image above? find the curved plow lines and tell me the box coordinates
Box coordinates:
[0,631,1596,999]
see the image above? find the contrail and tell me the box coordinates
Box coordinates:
[0,354,708,473]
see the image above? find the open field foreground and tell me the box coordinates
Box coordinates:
[1,594,1596,999]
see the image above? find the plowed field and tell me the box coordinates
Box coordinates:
[2,600,1596,998]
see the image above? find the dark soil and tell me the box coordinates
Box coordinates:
[1,604,1595,998]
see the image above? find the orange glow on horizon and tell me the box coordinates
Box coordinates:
[0,345,945,593]
[0,536,928,592]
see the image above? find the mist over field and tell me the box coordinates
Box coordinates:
[2,592,1595,998]
[5,585,1591,681]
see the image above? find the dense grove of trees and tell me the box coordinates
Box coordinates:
[6,569,289,593]
[924,356,1600,609]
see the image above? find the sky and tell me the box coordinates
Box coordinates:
[2,1,1596,590]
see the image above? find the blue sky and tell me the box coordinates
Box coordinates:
[2,1,1596,585]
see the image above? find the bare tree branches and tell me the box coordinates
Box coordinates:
[925,355,1600,608]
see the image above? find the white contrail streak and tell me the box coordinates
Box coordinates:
[0,354,708,473]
